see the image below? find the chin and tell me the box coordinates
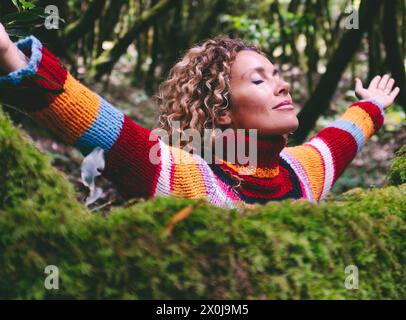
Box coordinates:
[257,118,299,137]
[259,128,295,137]
[277,122,299,136]
[286,118,299,133]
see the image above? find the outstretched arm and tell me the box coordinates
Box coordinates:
[0,26,170,200]
[281,75,400,202]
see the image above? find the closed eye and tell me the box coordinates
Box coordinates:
[252,80,264,85]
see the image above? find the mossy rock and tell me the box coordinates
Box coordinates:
[1,107,406,299]
[387,145,406,186]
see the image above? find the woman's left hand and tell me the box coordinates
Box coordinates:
[355,74,400,109]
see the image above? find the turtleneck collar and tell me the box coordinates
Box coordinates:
[212,130,287,178]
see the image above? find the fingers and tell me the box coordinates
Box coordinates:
[354,78,367,98]
[389,87,400,100]
[378,74,390,90]
[369,74,398,93]
[355,78,363,91]
[369,74,393,90]
[369,75,381,89]
[384,78,395,94]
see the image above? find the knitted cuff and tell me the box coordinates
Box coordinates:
[0,35,67,113]
[0,36,43,85]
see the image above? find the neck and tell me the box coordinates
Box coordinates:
[212,130,287,178]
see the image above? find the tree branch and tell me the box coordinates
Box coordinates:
[62,0,107,45]
[92,0,178,79]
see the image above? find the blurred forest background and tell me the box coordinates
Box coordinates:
[0,0,405,210]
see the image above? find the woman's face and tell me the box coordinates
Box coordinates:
[219,50,299,137]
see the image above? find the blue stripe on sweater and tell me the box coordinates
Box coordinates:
[74,96,124,155]
[327,119,364,154]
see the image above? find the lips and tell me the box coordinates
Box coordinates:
[272,100,293,110]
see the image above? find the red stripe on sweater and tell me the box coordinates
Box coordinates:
[317,127,358,183]
[220,163,293,200]
[102,115,161,199]
[36,47,68,92]
[14,46,68,113]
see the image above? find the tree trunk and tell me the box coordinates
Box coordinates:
[382,0,406,113]
[96,0,126,57]
[367,14,383,83]
[145,24,160,95]
[161,0,184,79]
[62,0,107,45]
[193,0,228,44]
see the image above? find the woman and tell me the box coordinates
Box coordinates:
[0,24,399,209]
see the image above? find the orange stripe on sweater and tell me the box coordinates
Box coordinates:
[169,147,207,199]
[221,161,280,178]
[30,73,100,144]
[284,145,325,200]
[340,106,375,140]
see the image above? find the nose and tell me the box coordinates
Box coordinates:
[274,79,290,96]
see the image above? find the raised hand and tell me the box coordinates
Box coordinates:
[0,23,29,73]
[355,74,400,110]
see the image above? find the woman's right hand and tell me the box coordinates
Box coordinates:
[0,23,28,73]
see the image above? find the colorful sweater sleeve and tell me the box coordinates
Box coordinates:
[0,35,172,200]
[280,100,386,202]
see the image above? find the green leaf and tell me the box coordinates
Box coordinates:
[2,7,43,24]
[20,0,36,10]
[10,0,21,12]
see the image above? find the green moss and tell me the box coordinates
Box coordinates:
[0,108,86,216]
[1,107,406,299]
[387,145,406,186]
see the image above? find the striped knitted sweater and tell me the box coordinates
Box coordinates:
[0,36,386,209]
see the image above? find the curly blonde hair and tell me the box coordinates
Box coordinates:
[155,35,266,146]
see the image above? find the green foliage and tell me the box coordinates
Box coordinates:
[220,14,276,50]
[9,0,36,12]
[387,146,406,186]
[0,108,406,299]
[220,11,307,52]
[0,0,43,38]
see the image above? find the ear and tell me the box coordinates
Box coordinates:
[215,110,233,126]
